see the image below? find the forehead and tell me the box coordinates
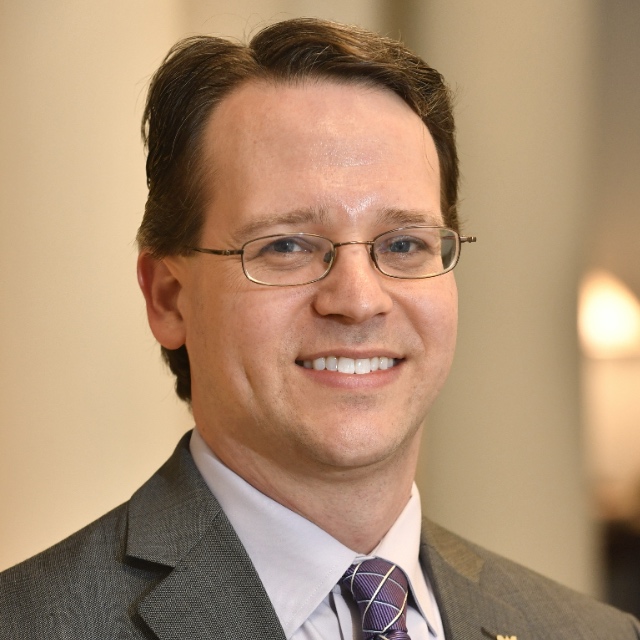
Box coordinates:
[199,79,441,235]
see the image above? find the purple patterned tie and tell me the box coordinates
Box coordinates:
[341,558,412,640]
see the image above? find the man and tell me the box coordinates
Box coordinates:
[1,17,638,640]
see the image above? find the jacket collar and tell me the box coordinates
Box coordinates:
[421,519,530,640]
[125,433,286,640]
[125,434,529,640]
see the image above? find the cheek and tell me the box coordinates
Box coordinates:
[440,283,459,341]
[182,275,244,375]
[409,277,458,357]
[406,280,458,409]
[194,284,309,369]
[436,282,458,349]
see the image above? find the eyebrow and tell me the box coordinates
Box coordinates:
[375,207,444,227]
[233,208,329,241]
[232,206,443,241]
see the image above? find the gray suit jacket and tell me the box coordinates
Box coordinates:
[1,433,639,639]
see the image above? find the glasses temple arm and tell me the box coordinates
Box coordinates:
[191,247,244,256]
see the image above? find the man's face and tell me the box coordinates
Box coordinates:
[166,80,458,479]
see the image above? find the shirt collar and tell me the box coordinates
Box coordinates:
[190,428,436,637]
[369,484,438,636]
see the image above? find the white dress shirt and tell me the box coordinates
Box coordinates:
[190,429,444,639]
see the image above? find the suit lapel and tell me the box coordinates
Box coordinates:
[123,434,535,640]
[125,433,286,640]
[421,520,531,640]
[136,517,286,640]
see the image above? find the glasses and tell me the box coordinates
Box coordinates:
[190,226,477,287]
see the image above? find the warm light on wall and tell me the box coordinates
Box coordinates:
[580,270,640,523]
[578,270,640,359]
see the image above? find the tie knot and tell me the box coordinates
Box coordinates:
[341,558,411,640]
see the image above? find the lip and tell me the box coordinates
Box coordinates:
[294,356,405,389]
[296,349,404,361]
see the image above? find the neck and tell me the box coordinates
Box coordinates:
[201,428,422,554]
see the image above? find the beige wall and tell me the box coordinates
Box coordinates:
[2,0,632,599]
[0,0,390,577]
[413,1,601,594]
[0,0,193,570]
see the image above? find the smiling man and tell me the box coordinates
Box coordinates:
[1,17,639,640]
[142,78,458,558]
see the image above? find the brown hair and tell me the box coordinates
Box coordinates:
[137,17,459,403]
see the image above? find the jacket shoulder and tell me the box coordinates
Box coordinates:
[0,503,168,638]
[422,520,640,639]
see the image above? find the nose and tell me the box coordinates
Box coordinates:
[312,243,393,323]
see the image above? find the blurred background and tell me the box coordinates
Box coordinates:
[1,0,639,613]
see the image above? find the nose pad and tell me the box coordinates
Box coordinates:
[327,241,377,272]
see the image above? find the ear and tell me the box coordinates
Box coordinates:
[137,251,187,349]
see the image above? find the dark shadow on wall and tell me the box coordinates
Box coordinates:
[604,522,640,618]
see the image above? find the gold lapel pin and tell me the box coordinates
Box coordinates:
[481,628,517,640]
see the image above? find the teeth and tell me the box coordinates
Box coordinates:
[302,356,397,374]
[338,357,355,374]
[355,359,371,375]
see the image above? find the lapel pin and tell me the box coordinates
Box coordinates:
[481,628,517,640]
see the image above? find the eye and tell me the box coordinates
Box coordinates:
[378,234,432,255]
[260,236,315,255]
[245,234,329,266]
[389,238,422,253]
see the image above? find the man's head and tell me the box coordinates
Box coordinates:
[137,17,459,404]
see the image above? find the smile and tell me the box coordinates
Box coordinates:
[295,356,400,374]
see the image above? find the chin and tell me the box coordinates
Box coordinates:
[294,418,421,472]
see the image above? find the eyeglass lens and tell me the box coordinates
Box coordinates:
[241,227,459,286]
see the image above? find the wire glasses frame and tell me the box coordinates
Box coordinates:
[190,226,477,287]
